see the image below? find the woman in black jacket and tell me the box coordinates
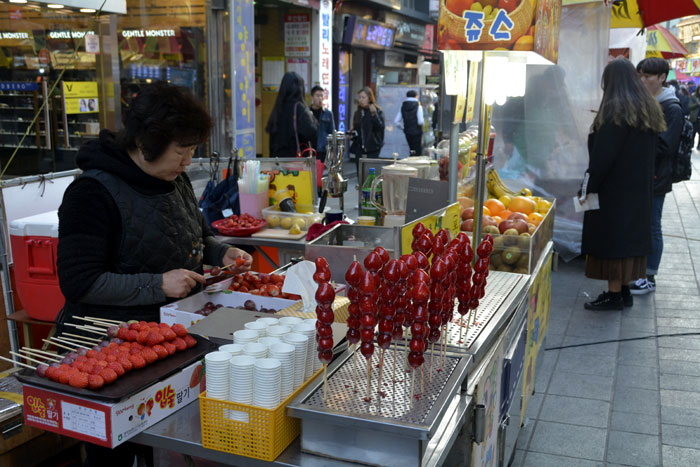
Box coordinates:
[350,87,385,171]
[266,72,318,157]
[580,58,666,311]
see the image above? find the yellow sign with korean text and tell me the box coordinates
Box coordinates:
[401,202,461,255]
[63,81,98,114]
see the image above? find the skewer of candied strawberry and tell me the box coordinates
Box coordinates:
[391,258,411,383]
[469,235,494,328]
[408,267,430,402]
[376,259,400,397]
[358,270,377,402]
[399,254,419,364]
[345,258,364,392]
[314,257,335,396]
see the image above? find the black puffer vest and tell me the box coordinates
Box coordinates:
[59,169,204,325]
[401,100,421,135]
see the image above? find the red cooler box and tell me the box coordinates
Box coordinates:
[10,210,64,321]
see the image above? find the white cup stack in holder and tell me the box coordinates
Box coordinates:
[253,358,282,409]
[233,329,259,345]
[243,342,268,359]
[257,317,279,327]
[244,321,268,338]
[266,325,291,339]
[269,343,295,398]
[219,343,244,357]
[229,355,256,422]
[278,316,303,327]
[294,322,317,379]
[282,332,309,389]
[259,336,282,348]
[205,352,231,402]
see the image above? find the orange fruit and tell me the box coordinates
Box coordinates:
[499,209,513,220]
[528,212,543,225]
[482,206,491,217]
[484,199,506,217]
[509,196,537,215]
[513,35,534,52]
[445,0,472,15]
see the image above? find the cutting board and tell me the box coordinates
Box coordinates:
[251,228,307,240]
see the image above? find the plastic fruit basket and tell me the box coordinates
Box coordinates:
[200,368,322,461]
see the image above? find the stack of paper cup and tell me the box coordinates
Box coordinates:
[229,355,256,422]
[267,325,291,339]
[294,322,317,379]
[253,358,282,409]
[269,343,295,398]
[304,319,322,372]
[259,336,282,348]
[243,342,268,359]
[219,344,244,357]
[283,333,309,388]
[205,352,231,401]
[233,329,259,345]
[245,321,268,338]
[279,316,303,327]
[257,317,279,327]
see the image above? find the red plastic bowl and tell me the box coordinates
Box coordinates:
[212,218,267,237]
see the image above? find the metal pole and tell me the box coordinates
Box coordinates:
[0,189,19,362]
[472,52,488,252]
[448,120,459,203]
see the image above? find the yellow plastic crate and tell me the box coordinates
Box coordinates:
[200,368,322,461]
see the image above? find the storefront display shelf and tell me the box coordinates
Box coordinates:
[287,348,470,467]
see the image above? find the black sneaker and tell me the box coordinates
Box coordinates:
[622,292,633,308]
[630,278,655,295]
[584,292,624,311]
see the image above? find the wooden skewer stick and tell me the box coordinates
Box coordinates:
[421,363,424,395]
[63,332,101,343]
[459,316,464,343]
[73,316,111,327]
[47,337,81,349]
[392,342,398,384]
[55,336,93,348]
[85,316,122,324]
[366,356,372,402]
[59,335,99,346]
[429,342,435,383]
[43,338,78,352]
[10,351,49,366]
[352,344,359,393]
[376,349,385,397]
[410,369,415,408]
[20,349,61,362]
[323,363,329,400]
[0,355,35,370]
[22,347,60,358]
[63,323,107,336]
[52,337,90,349]
[203,263,236,280]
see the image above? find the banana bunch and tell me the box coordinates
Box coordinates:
[487,169,518,199]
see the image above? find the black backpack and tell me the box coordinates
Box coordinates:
[672,116,693,183]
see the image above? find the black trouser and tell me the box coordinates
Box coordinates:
[405,132,422,156]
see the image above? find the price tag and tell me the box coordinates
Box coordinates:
[61,401,107,441]
[85,33,100,54]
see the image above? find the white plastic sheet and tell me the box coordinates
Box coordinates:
[489,3,610,261]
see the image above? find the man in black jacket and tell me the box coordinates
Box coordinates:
[394,90,424,155]
[632,58,684,294]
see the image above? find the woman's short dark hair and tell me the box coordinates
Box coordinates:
[266,72,306,135]
[117,82,212,162]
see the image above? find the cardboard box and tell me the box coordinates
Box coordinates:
[23,361,203,448]
[160,290,299,328]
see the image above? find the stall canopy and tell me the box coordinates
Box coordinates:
[645,25,688,59]
[611,0,700,29]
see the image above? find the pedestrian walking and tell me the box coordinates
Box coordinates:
[629,58,685,295]
[350,87,385,173]
[266,72,318,158]
[309,85,335,164]
[691,86,700,149]
[394,90,424,156]
[581,58,666,311]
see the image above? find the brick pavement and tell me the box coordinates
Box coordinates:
[513,154,700,466]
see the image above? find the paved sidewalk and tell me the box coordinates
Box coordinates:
[513,154,700,466]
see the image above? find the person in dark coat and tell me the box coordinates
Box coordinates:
[350,86,385,173]
[394,89,424,155]
[629,58,685,295]
[266,72,319,157]
[580,58,666,311]
[309,85,335,163]
[56,83,253,465]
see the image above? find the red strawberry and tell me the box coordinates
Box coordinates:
[183,335,197,348]
[147,321,159,328]
[129,354,146,369]
[107,362,125,376]
[127,330,139,342]
[152,344,168,360]
[141,348,158,364]
[88,374,104,390]
[172,337,187,352]
[162,329,177,342]
[163,342,177,356]
[146,331,164,347]
[99,368,118,385]
[68,371,89,389]
[137,330,150,345]
[118,357,133,372]
[117,328,130,340]
[129,322,141,331]
[171,324,188,338]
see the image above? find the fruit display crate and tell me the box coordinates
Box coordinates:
[442,270,529,359]
[487,199,555,275]
[287,347,470,467]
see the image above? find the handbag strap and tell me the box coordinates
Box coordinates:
[293,102,302,158]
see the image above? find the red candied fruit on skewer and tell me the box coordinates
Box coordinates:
[59,368,77,385]
[86,349,99,359]
[137,330,150,345]
[152,344,169,359]
[141,348,159,364]
[118,357,133,372]
[171,324,188,338]
[129,354,146,369]
[360,341,374,359]
[374,246,391,264]
[126,330,139,342]
[408,351,424,369]
[45,366,58,381]
[117,327,129,340]
[163,342,177,356]
[128,322,141,331]
[146,331,165,347]
[318,349,333,363]
[364,251,383,272]
[88,374,104,390]
[99,368,118,385]
[147,321,159,328]
[107,362,125,377]
[162,328,177,342]
[183,335,197,348]
[345,260,364,287]
[68,371,89,389]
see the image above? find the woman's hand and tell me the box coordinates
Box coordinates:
[222,247,253,273]
[368,104,377,115]
[162,269,205,298]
